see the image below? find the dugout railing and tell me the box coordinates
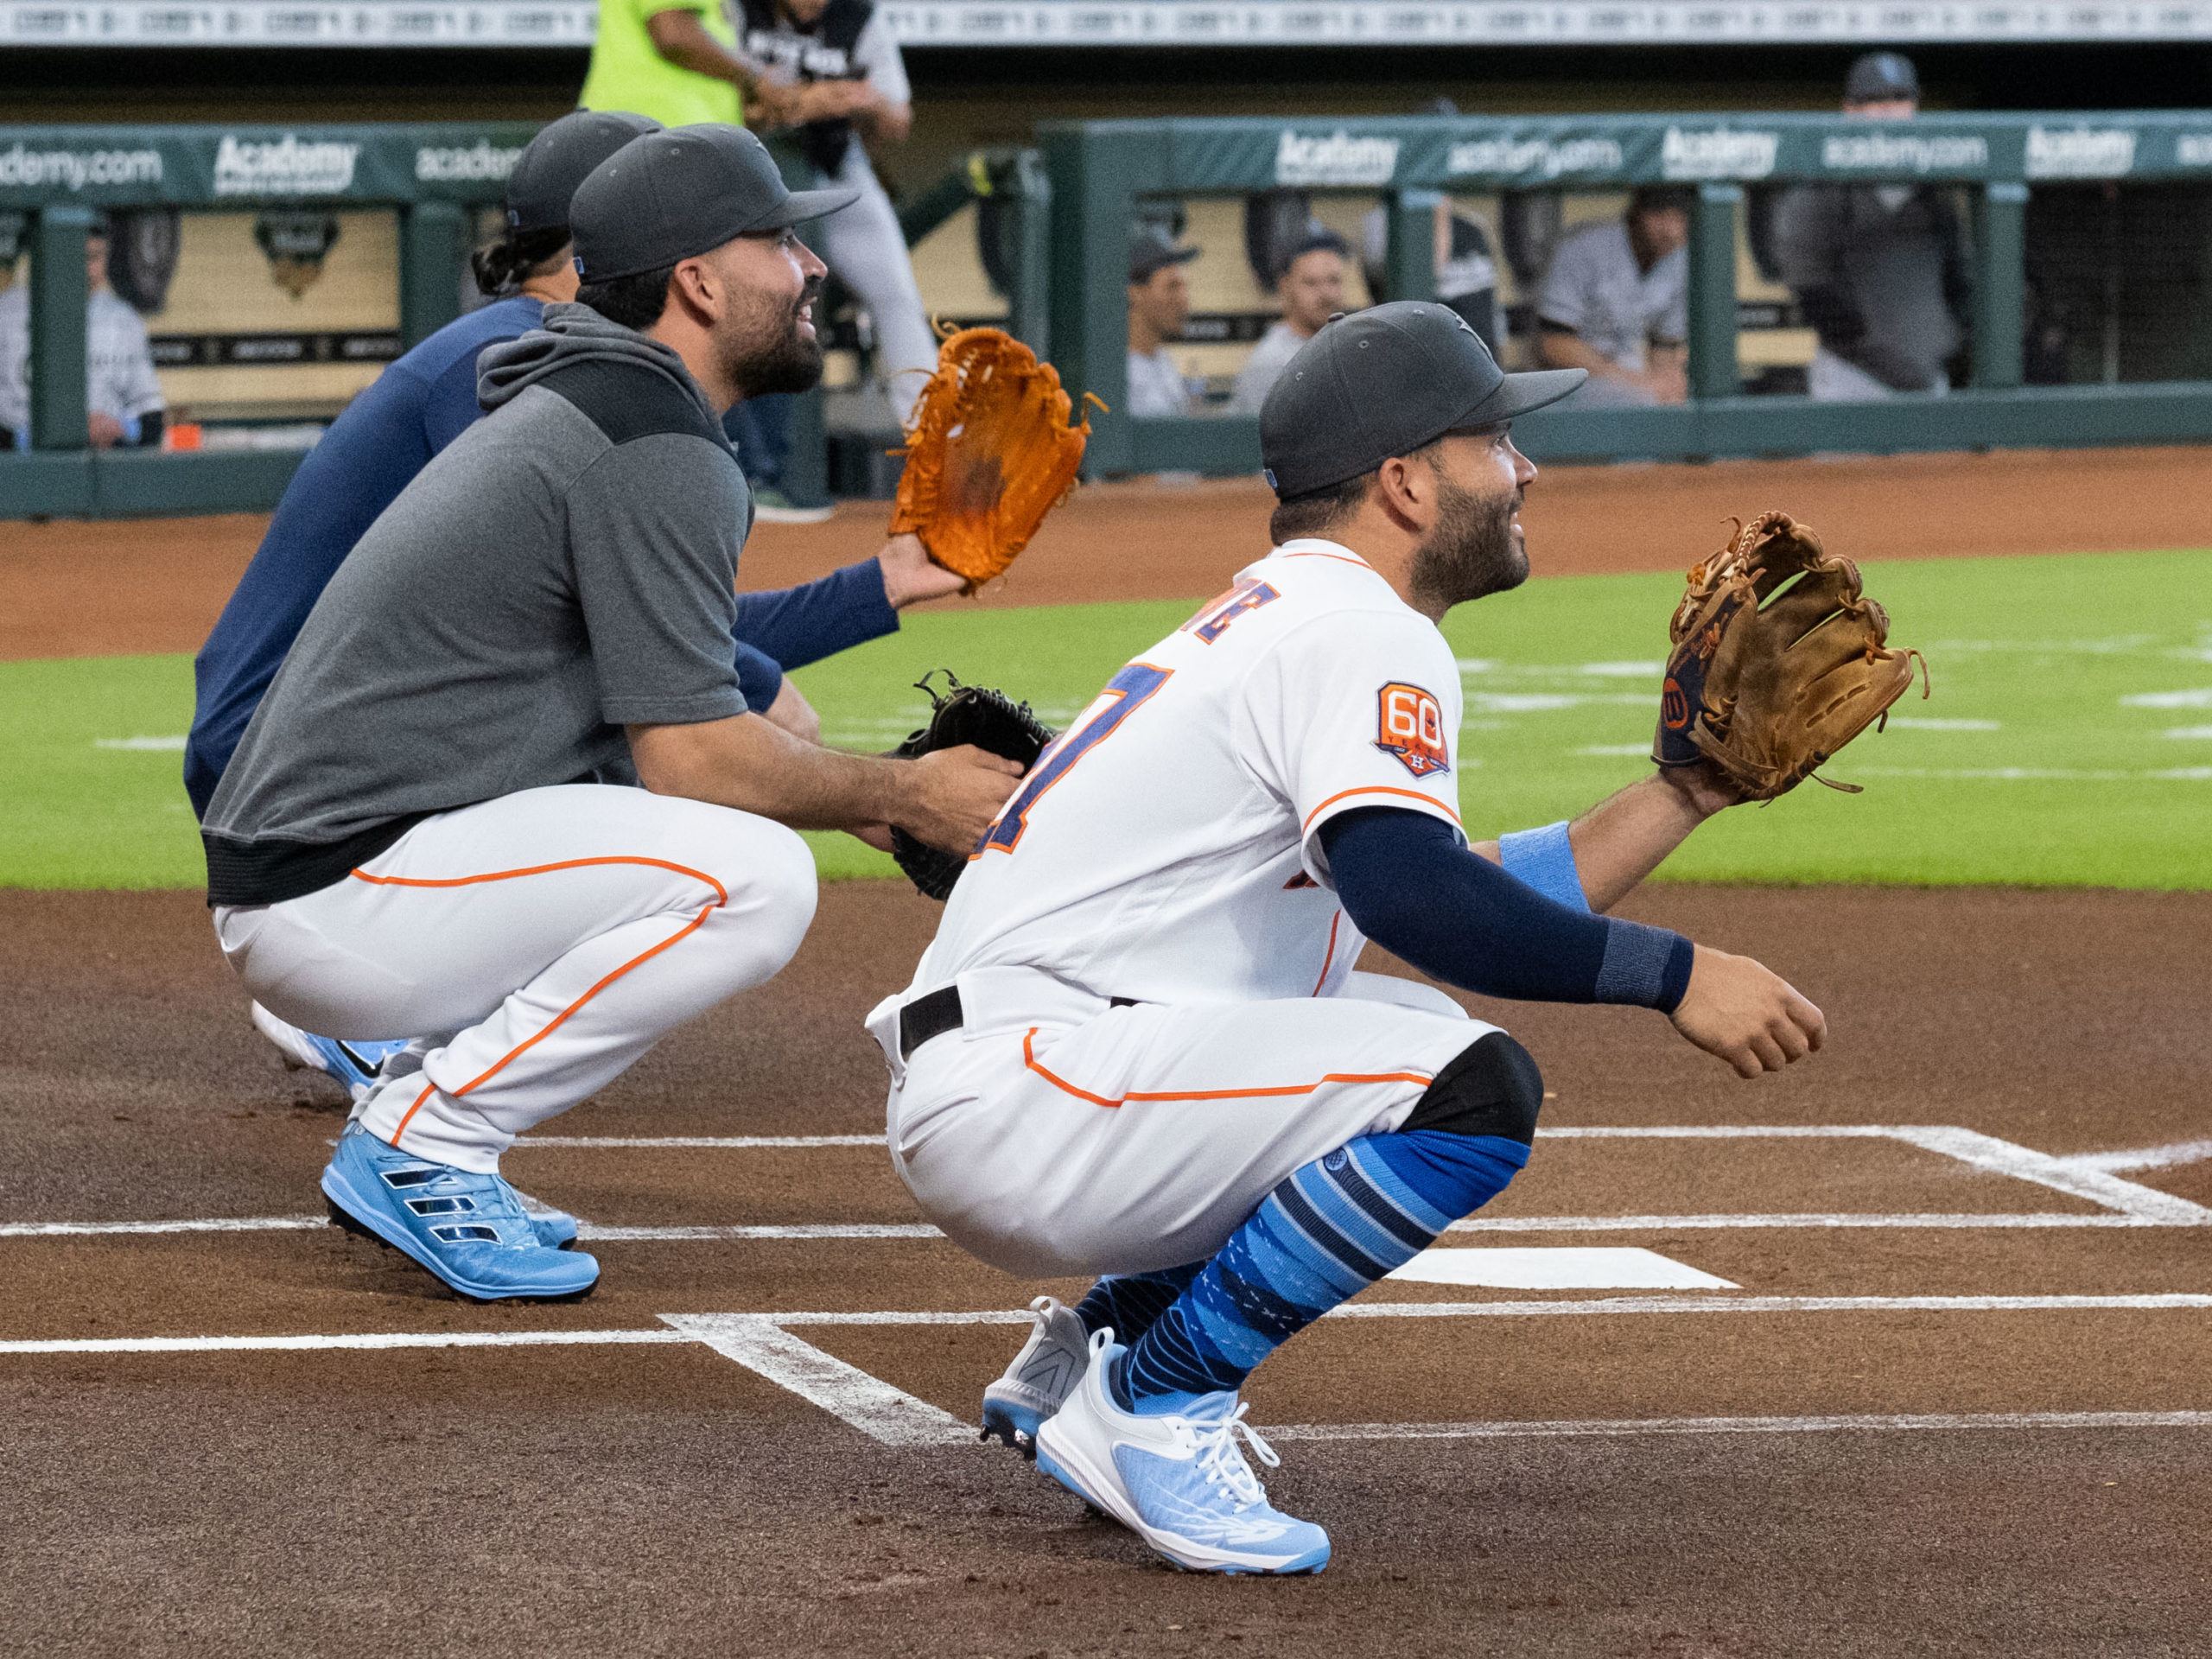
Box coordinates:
[0,124,540,518]
[0,124,1053,520]
[1041,112,2212,474]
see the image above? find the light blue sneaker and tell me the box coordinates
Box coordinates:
[253,1001,410,1101]
[1033,1330,1330,1575]
[320,1125,600,1303]
[257,1005,579,1249]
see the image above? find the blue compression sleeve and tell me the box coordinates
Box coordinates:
[1498,820,1588,912]
[735,560,899,674]
[734,640,785,713]
[1320,806,1694,1011]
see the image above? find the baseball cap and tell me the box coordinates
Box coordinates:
[1259,302,1585,499]
[1283,227,1351,264]
[1845,51,1919,103]
[570,124,860,283]
[506,111,664,234]
[1128,228,1200,284]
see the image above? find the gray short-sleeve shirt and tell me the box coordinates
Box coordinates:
[1535,219,1688,373]
[200,307,751,906]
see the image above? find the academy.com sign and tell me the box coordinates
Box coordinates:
[1446,137,1624,180]
[1661,126,1777,181]
[1275,130,1400,188]
[0,143,162,191]
[214,134,362,197]
[2025,125,2136,179]
[1822,131,1989,174]
[416,140,524,182]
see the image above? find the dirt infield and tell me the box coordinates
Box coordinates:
[7,881,2212,1654]
[9,447,2212,1649]
[6,442,2210,662]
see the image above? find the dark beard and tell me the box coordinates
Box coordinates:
[726,275,826,399]
[1408,471,1527,612]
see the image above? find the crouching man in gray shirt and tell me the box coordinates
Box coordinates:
[200,126,1021,1303]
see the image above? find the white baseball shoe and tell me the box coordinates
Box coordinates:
[1033,1329,1330,1576]
[981,1295,1090,1454]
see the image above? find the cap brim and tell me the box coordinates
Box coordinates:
[1464,366,1588,425]
[753,186,862,230]
[1129,247,1202,281]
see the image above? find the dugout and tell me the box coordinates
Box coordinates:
[0,122,1050,518]
[1043,111,2212,476]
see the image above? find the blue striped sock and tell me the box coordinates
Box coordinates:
[1120,1130,1529,1407]
[1072,1265,1203,1343]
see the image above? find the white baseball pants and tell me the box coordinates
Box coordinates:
[214,784,817,1173]
[819,148,938,428]
[870,968,1498,1279]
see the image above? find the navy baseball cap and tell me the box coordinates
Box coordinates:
[1128,228,1200,284]
[1259,302,1585,499]
[506,111,664,233]
[1845,51,1919,103]
[570,124,859,283]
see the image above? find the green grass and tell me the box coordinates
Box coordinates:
[10,548,2211,890]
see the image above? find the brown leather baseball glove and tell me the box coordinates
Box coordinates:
[1653,510,1927,800]
[888,327,1101,593]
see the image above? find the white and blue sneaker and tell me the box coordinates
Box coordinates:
[252,1001,410,1103]
[259,1005,580,1249]
[982,1296,1090,1454]
[320,1125,599,1303]
[1033,1329,1330,1576]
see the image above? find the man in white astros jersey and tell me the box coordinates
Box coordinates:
[864,302,1827,1575]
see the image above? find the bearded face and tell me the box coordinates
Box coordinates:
[1408,454,1528,613]
[720,268,826,400]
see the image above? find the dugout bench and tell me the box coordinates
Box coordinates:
[1041,111,2212,475]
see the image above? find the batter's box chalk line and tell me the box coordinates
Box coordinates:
[10,1307,2212,1450]
[16,1125,2206,1240]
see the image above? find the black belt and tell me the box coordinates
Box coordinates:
[898,985,1140,1063]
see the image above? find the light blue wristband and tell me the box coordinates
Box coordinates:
[1498,820,1588,912]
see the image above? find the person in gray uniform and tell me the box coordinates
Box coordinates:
[200,126,1021,1305]
[740,0,935,428]
[1535,186,1692,409]
[1125,230,1199,418]
[0,214,167,450]
[1772,52,1971,400]
[1230,228,1350,415]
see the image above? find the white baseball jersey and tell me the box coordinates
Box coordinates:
[906,537,1465,1009]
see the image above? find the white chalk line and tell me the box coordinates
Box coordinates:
[1447,1212,2162,1232]
[12,1293,2211,1357]
[0,1217,944,1240]
[16,1125,2208,1238]
[1264,1410,2212,1443]
[512,1135,884,1149]
[664,1314,971,1446]
[2056,1137,2212,1174]
[16,1303,2212,1452]
[0,1216,327,1237]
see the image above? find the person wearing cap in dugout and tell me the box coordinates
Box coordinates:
[199,124,1026,1305]
[187,111,970,1118]
[1771,52,1971,401]
[872,302,1825,1575]
[1124,228,1202,417]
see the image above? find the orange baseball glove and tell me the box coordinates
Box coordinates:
[889,327,1098,592]
[1653,510,1927,800]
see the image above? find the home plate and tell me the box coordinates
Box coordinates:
[1385,1247,1739,1290]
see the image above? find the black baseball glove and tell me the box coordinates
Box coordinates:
[889,670,1057,900]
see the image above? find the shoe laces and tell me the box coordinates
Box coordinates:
[1187,1402,1280,1510]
